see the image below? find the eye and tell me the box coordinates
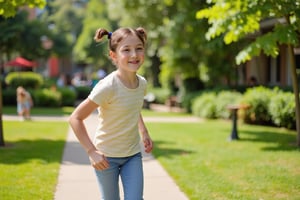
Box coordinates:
[136,47,144,51]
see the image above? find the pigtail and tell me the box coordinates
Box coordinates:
[94,28,110,42]
[136,27,147,43]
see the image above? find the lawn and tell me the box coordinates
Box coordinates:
[146,120,300,200]
[0,120,69,200]
[2,106,74,116]
[0,108,299,200]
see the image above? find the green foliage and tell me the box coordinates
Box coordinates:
[0,0,46,18]
[181,91,203,113]
[192,92,217,118]
[236,24,299,64]
[196,0,300,64]
[241,86,273,125]
[191,90,242,119]
[269,91,296,129]
[5,72,43,89]
[40,0,87,59]
[57,87,77,106]
[2,88,16,106]
[147,87,171,104]
[0,11,52,60]
[73,0,113,65]
[74,86,92,100]
[33,88,61,107]
[215,90,242,119]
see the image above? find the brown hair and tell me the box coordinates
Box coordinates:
[94,27,147,52]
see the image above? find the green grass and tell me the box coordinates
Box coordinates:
[146,120,300,200]
[0,120,69,200]
[3,106,74,116]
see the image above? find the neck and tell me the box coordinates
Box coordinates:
[116,70,138,89]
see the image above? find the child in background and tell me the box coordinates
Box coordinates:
[16,86,33,120]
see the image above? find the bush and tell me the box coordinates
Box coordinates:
[2,88,17,106]
[75,86,91,100]
[269,91,296,129]
[192,92,217,119]
[215,91,242,119]
[5,72,43,89]
[58,87,77,106]
[241,86,273,125]
[181,91,203,113]
[33,88,61,107]
[147,87,171,104]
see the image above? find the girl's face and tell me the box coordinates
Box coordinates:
[110,35,145,73]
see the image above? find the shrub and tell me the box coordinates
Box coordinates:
[58,87,77,106]
[181,91,203,113]
[269,91,296,129]
[2,88,17,106]
[215,91,242,119]
[192,92,217,119]
[33,88,61,107]
[5,72,43,89]
[241,86,273,125]
[147,87,171,104]
[75,86,91,100]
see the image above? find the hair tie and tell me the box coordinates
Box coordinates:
[108,32,112,39]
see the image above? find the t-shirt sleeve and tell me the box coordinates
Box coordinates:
[138,75,147,96]
[88,80,112,106]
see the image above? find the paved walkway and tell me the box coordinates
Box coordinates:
[4,112,199,200]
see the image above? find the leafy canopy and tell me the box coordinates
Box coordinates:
[196,0,300,64]
[0,0,46,18]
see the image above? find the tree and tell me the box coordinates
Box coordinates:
[197,0,300,146]
[73,0,114,68]
[39,0,87,72]
[0,1,46,147]
[0,0,46,18]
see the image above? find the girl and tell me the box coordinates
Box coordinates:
[69,27,153,200]
[16,86,33,120]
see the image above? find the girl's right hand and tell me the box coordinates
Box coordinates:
[88,150,110,170]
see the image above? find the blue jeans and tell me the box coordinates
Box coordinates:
[95,152,144,200]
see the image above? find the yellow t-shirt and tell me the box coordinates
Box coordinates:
[88,71,147,157]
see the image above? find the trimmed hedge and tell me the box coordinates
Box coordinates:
[5,72,43,89]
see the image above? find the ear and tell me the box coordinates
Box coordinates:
[109,51,117,62]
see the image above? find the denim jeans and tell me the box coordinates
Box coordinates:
[95,152,144,200]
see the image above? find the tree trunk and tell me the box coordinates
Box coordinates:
[287,44,300,146]
[0,80,4,147]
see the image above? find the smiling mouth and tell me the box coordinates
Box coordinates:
[129,60,139,64]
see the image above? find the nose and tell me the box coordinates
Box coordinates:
[131,50,137,57]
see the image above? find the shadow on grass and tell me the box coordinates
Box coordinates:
[152,140,194,159]
[0,139,66,165]
[239,129,299,151]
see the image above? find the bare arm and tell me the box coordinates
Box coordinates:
[69,98,109,170]
[69,99,98,152]
[138,113,153,153]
